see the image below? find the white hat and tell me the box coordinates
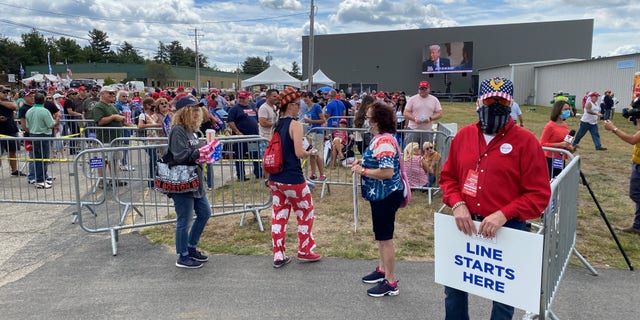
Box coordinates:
[52,93,64,99]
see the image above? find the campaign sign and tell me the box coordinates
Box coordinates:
[434,213,543,313]
[89,157,104,169]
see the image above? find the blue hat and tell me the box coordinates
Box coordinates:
[479,77,514,102]
[175,96,203,111]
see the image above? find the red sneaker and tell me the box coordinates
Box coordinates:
[297,252,322,262]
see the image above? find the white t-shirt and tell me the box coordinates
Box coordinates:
[581,100,600,125]
[258,103,277,136]
[510,101,522,121]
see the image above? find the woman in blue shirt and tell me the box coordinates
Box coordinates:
[351,101,403,297]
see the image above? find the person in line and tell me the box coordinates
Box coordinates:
[439,77,551,319]
[267,87,321,268]
[92,86,127,189]
[421,141,442,188]
[227,90,262,181]
[403,142,428,189]
[403,80,442,146]
[353,95,375,155]
[329,118,354,168]
[0,85,24,176]
[351,101,404,297]
[602,90,614,120]
[25,92,58,189]
[604,102,640,235]
[137,97,162,189]
[302,91,326,180]
[509,100,524,127]
[572,91,607,151]
[168,96,211,269]
[539,100,576,178]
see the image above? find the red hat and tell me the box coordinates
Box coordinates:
[237,91,251,99]
[152,92,160,99]
[339,118,348,124]
[78,86,86,91]
[376,92,385,98]
[177,86,185,93]
[588,91,600,97]
[418,81,430,89]
[605,90,611,94]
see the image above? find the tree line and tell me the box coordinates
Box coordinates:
[0,28,302,80]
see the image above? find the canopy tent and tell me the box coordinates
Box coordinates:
[302,69,336,87]
[241,65,302,88]
[21,74,59,85]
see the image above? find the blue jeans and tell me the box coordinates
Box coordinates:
[205,163,213,188]
[32,134,50,183]
[572,121,602,149]
[172,194,211,257]
[629,163,640,229]
[444,219,529,320]
[603,107,612,121]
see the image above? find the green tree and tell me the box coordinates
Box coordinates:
[242,56,269,75]
[166,41,185,66]
[154,41,169,64]
[145,62,174,87]
[55,37,85,63]
[21,29,49,65]
[87,29,112,62]
[287,61,302,80]
[103,76,116,86]
[0,36,23,75]
[116,41,144,64]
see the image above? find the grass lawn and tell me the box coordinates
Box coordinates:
[142,101,640,269]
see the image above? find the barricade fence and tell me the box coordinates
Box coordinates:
[71,133,272,255]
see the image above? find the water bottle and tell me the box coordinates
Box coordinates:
[206,129,216,143]
[122,104,132,126]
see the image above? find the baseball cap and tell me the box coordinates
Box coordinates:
[53,93,64,99]
[339,118,348,124]
[237,91,251,99]
[100,86,118,93]
[305,91,315,98]
[175,96,204,111]
[376,92,386,98]
[78,86,86,91]
[177,86,185,93]
[588,91,600,97]
[479,77,514,102]
[25,89,36,96]
[259,92,267,97]
[418,81,430,89]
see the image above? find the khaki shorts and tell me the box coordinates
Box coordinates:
[310,132,324,155]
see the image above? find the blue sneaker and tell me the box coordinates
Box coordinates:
[176,255,203,269]
[362,267,385,284]
[367,279,399,297]
[188,247,209,262]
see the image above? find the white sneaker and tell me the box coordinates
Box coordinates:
[34,182,52,189]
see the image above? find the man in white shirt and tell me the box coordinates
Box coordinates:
[258,89,278,138]
[509,100,524,127]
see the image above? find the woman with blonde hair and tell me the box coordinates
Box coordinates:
[167,96,211,269]
[403,142,428,188]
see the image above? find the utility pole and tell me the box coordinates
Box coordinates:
[191,28,204,91]
[307,0,315,91]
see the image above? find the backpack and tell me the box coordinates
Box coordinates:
[263,131,284,174]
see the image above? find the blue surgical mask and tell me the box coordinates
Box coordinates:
[560,110,571,120]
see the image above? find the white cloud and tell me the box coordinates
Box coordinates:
[329,0,457,28]
[259,0,303,10]
[609,45,640,56]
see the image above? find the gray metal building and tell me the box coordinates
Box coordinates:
[302,19,593,95]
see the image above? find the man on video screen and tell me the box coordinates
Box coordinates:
[422,44,451,72]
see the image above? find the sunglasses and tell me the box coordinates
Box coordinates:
[1,90,10,94]
[398,99,406,102]
[425,146,434,150]
[419,87,429,90]
[483,97,511,107]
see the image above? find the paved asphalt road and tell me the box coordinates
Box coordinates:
[0,202,638,320]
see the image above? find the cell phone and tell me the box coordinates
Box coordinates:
[306,144,313,151]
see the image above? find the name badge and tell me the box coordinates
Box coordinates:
[462,169,479,198]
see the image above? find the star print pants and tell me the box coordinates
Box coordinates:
[268,180,316,261]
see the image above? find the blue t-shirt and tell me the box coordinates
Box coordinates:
[227,103,258,135]
[268,117,305,184]
[361,134,402,201]
[325,99,345,127]
[306,103,324,135]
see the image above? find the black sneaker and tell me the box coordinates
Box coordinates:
[188,248,209,262]
[176,255,203,269]
[11,170,27,177]
[273,256,291,268]
[362,267,386,284]
[367,279,399,297]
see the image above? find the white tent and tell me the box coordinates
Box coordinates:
[241,65,302,88]
[302,69,336,87]
[21,74,59,85]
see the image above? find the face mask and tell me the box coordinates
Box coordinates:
[560,110,571,120]
[477,103,511,134]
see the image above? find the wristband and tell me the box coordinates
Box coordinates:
[612,128,618,134]
[452,201,466,210]
[362,168,368,176]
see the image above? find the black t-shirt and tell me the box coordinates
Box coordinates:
[18,104,32,136]
[0,103,18,135]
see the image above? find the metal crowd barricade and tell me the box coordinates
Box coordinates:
[537,148,594,320]
[0,135,104,210]
[73,134,273,255]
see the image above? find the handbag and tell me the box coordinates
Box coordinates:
[383,133,411,208]
[154,150,200,194]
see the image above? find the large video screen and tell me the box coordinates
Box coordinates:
[421,41,473,74]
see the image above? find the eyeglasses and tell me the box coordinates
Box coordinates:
[419,87,429,91]
[106,92,116,95]
[425,146,434,150]
[483,97,511,107]
[1,90,10,94]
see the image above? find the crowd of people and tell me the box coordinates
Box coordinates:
[4,75,640,319]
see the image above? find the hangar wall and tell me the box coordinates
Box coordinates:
[303,20,593,95]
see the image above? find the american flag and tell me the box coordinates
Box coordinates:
[19,64,24,77]
[66,68,73,77]
[479,77,513,101]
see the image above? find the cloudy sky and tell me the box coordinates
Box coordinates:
[1,0,639,72]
